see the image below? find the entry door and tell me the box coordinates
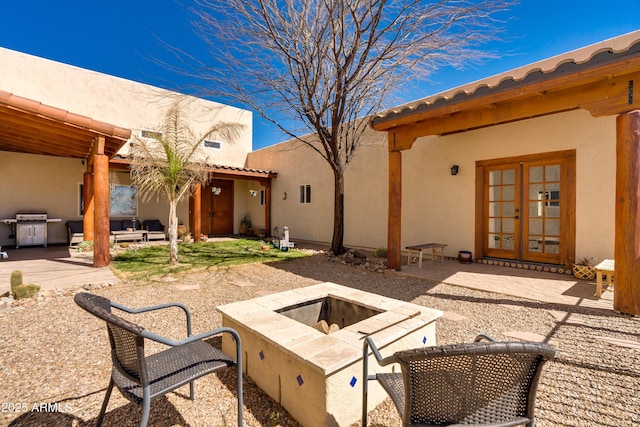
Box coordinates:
[201,180,234,236]
[485,165,521,260]
[482,152,575,265]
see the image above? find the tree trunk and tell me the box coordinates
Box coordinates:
[331,169,346,255]
[168,200,179,264]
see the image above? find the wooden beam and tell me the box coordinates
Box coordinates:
[93,154,110,267]
[192,183,202,242]
[83,172,94,242]
[265,181,272,238]
[389,130,417,152]
[92,135,106,157]
[614,110,640,316]
[387,151,402,270]
[385,72,640,139]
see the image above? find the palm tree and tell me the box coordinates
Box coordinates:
[130,100,244,264]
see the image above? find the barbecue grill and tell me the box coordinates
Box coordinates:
[1,213,62,248]
[16,213,48,248]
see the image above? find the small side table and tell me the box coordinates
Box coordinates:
[594,259,615,298]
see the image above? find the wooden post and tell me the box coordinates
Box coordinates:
[614,110,640,315]
[192,183,202,242]
[265,181,272,238]
[388,150,402,270]
[83,172,94,242]
[93,154,110,267]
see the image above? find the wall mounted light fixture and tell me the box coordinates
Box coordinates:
[450,165,459,176]
[212,186,222,195]
[249,190,258,197]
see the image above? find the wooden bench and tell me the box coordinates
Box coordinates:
[406,243,447,268]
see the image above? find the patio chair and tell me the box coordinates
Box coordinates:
[74,292,243,427]
[362,334,555,427]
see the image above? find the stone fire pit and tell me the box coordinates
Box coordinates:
[217,282,442,427]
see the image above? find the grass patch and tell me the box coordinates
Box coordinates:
[111,239,308,279]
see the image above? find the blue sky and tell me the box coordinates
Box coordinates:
[1,1,638,149]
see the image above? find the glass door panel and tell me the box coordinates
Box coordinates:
[481,151,574,266]
[485,166,520,258]
[523,163,561,263]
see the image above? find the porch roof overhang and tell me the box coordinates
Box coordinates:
[0,90,131,159]
[110,155,278,185]
[371,30,640,151]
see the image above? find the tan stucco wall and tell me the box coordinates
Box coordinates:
[246,130,388,246]
[0,47,255,245]
[248,109,616,262]
[403,109,616,262]
[0,153,191,246]
[0,47,252,165]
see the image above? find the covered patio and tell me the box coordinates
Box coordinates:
[0,90,131,267]
[373,31,640,315]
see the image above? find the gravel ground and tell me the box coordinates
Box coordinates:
[1,250,638,427]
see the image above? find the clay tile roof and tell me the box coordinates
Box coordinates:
[0,90,131,158]
[0,90,131,141]
[110,154,278,178]
[208,164,278,177]
[372,30,640,126]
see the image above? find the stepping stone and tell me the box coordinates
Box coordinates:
[499,302,525,311]
[440,311,467,321]
[230,280,256,288]
[594,336,640,350]
[546,309,587,325]
[174,284,200,291]
[153,275,177,282]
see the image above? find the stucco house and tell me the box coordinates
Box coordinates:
[1,30,639,314]
[0,47,275,266]
[246,30,640,315]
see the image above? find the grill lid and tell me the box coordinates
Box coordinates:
[16,213,47,221]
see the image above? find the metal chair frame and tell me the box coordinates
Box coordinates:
[75,292,243,427]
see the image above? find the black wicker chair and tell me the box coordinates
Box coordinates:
[74,292,243,427]
[362,334,555,427]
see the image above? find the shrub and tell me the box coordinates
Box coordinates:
[10,270,23,294]
[13,284,40,300]
[77,240,94,252]
[374,248,388,258]
[9,270,40,300]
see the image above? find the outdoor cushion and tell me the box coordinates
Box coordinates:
[144,219,164,232]
[66,220,83,233]
[121,219,142,230]
[110,220,124,231]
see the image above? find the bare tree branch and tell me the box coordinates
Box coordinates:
[177,0,515,254]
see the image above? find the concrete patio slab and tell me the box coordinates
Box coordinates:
[0,245,118,294]
[394,259,615,312]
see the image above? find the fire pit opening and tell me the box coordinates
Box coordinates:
[276,296,382,334]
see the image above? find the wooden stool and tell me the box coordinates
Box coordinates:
[594,259,615,298]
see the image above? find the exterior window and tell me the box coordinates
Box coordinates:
[140,129,162,140]
[78,183,84,216]
[299,184,311,204]
[203,140,222,150]
[260,189,266,206]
